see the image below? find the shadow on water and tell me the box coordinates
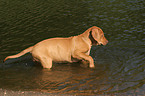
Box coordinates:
[0,0,145,95]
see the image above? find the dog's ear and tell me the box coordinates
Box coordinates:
[89,31,98,45]
[91,27,108,45]
[91,28,100,43]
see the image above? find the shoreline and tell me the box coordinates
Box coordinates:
[0,89,74,96]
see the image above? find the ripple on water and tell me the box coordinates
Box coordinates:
[0,0,144,95]
[1,46,144,95]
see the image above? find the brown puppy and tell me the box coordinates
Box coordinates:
[4,26,108,69]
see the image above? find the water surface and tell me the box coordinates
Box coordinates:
[0,0,145,95]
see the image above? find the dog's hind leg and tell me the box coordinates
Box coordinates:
[39,56,53,69]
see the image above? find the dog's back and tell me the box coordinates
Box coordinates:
[31,37,74,63]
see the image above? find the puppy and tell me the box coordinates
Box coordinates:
[4,26,108,69]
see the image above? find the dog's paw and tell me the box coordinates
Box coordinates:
[89,64,95,68]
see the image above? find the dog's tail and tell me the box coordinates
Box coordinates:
[4,46,33,62]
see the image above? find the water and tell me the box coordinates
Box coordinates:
[0,0,145,95]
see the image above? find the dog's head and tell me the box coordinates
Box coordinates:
[89,27,108,45]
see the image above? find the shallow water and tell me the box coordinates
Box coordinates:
[0,0,145,95]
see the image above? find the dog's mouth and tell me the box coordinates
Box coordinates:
[98,43,104,46]
[97,41,108,46]
[97,42,101,45]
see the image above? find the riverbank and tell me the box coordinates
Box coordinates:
[0,89,74,96]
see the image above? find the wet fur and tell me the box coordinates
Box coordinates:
[4,26,108,69]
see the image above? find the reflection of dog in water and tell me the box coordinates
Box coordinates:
[4,26,108,69]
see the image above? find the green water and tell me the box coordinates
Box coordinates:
[0,0,145,95]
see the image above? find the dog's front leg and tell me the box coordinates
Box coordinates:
[73,51,95,68]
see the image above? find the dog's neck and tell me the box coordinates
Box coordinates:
[80,33,92,48]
